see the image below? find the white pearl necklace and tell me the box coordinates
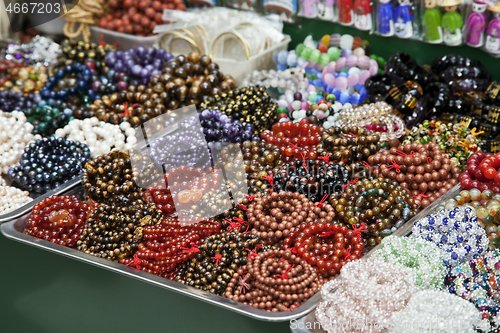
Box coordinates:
[0,185,32,215]
[55,118,137,157]
[0,110,41,174]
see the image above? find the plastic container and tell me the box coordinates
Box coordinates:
[213,34,291,86]
[89,26,158,50]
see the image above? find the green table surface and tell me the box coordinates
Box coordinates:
[0,234,291,333]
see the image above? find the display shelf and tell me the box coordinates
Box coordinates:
[283,19,500,81]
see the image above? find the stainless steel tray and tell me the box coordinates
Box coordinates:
[0,183,461,321]
[0,184,319,321]
[0,176,82,223]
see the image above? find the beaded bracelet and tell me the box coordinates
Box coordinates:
[78,201,163,261]
[266,159,351,203]
[411,206,489,268]
[199,109,257,143]
[371,236,446,290]
[367,143,461,207]
[55,117,136,157]
[225,249,325,311]
[277,91,339,125]
[316,125,380,167]
[294,34,372,69]
[435,188,500,249]
[460,151,500,192]
[316,259,415,333]
[403,119,480,170]
[0,65,48,93]
[445,250,500,332]
[175,232,262,295]
[247,191,336,246]
[0,89,41,112]
[0,185,32,214]
[40,62,94,101]
[284,221,365,276]
[242,68,308,94]
[389,290,481,333]
[321,55,378,89]
[9,137,91,193]
[120,217,221,279]
[24,195,89,247]
[200,86,277,135]
[303,67,366,105]
[148,115,212,171]
[331,177,418,246]
[0,110,41,174]
[337,101,406,144]
[4,36,61,67]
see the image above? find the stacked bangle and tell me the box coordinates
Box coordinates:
[371,236,446,290]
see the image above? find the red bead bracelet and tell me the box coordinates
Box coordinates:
[24,195,90,247]
[460,151,500,192]
[261,120,322,163]
[284,221,365,277]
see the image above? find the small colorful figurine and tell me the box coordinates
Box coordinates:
[423,0,443,43]
[440,0,464,46]
[377,0,395,36]
[486,1,500,54]
[465,0,489,47]
[301,0,318,17]
[318,0,335,20]
[394,0,413,38]
[354,0,373,30]
[338,0,354,25]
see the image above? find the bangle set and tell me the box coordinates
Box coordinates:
[316,259,415,333]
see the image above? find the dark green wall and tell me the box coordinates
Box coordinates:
[283,18,500,80]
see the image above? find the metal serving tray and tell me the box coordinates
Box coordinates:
[0,183,461,321]
[0,176,82,223]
